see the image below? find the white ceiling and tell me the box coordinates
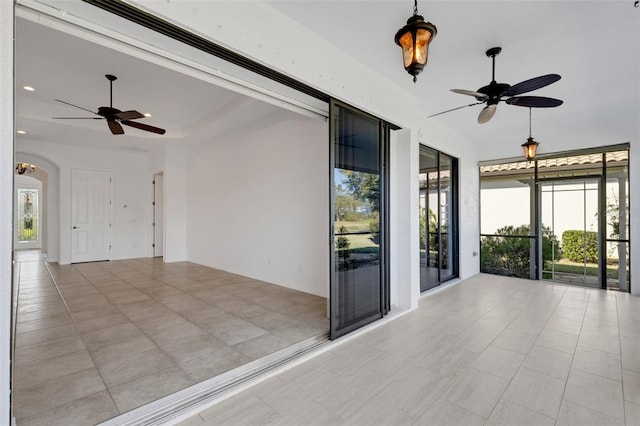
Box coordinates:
[15,16,291,153]
[15,1,640,159]
[268,0,639,158]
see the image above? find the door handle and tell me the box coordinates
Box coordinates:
[72,226,78,229]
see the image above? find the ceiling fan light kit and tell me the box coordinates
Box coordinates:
[53,74,166,136]
[394,0,437,83]
[429,47,563,123]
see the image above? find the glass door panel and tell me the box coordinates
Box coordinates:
[17,189,39,246]
[419,146,458,291]
[439,155,455,282]
[419,148,438,291]
[605,152,630,291]
[541,179,600,287]
[330,100,386,339]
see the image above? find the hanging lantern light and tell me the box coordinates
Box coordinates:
[521,108,540,161]
[394,0,437,83]
[522,137,540,161]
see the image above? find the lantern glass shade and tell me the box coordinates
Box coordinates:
[395,14,436,81]
[522,137,540,161]
[398,32,414,68]
[415,28,432,65]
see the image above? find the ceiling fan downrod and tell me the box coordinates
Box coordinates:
[486,47,501,82]
[105,74,117,108]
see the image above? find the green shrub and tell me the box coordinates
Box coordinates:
[336,226,350,258]
[481,224,561,278]
[562,230,598,263]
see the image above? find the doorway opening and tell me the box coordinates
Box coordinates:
[12,7,334,424]
[15,183,41,251]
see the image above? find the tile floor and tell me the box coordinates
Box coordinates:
[12,251,328,425]
[180,274,640,426]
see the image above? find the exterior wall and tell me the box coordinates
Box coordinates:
[185,111,329,297]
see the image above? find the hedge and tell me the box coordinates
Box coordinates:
[562,230,598,263]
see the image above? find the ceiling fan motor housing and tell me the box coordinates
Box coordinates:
[477,81,511,103]
[97,106,122,119]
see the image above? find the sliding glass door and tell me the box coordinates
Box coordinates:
[419,145,458,292]
[330,100,389,339]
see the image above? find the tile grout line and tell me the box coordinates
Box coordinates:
[548,287,588,423]
[616,291,628,426]
[479,283,568,424]
[43,261,122,416]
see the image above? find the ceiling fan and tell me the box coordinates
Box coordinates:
[429,47,563,124]
[53,74,166,135]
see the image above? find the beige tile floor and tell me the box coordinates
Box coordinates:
[180,274,640,426]
[12,250,328,425]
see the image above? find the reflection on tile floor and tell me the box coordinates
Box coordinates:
[12,251,327,425]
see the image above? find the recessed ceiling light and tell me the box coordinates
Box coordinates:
[17,130,27,134]
[143,113,152,117]
[23,86,35,92]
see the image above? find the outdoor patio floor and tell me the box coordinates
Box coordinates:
[180,273,640,426]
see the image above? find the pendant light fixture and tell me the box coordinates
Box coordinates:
[522,108,540,161]
[15,163,36,175]
[394,0,437,83]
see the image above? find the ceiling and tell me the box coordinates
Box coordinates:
[268,0,639,158]
[15,16,293,153]
[15,1,639,159]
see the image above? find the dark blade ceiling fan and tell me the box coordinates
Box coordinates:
[53,74,166,135]
[429,47,563,124]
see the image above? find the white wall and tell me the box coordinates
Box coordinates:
[17,139,151,264]
[164,145,188,263]
[186,110,329,297]
[390,129,418,310]
[0,1,14,422]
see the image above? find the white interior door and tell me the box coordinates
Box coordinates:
[71,169,111,263]
[153,173,164,257]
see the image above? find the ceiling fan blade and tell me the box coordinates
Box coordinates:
[122,120,166,135]
[451,89,488,99]
[107,120,124,135]
[55,99,99,115]
[115,110,145,120]
[478,105,497,124]
[504,74,561,96]
[506,96,564,108]
[428,102,484,118]
[52,117,103,119]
